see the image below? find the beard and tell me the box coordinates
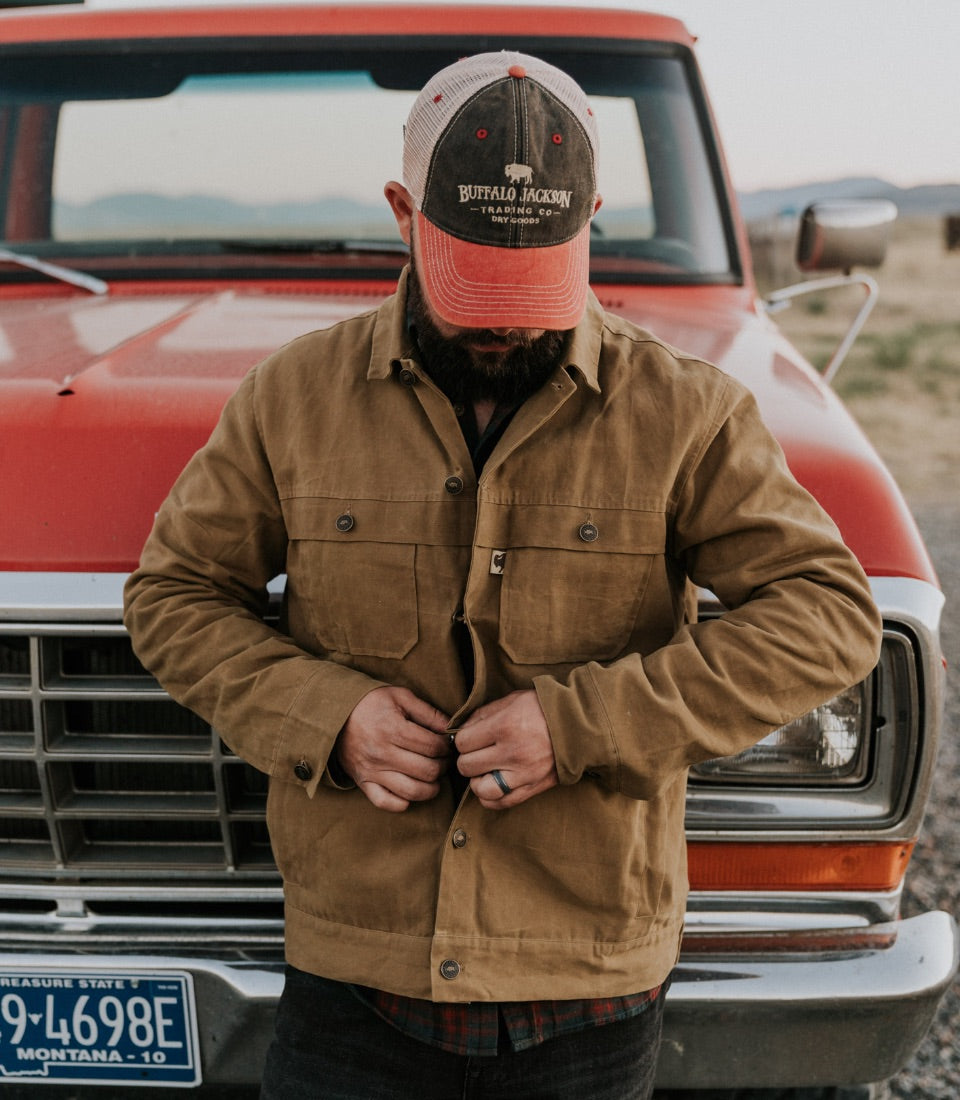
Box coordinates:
[406,259,569,407]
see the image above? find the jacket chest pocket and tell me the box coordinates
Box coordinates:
[484,507,667,665]
[283,497,421,660]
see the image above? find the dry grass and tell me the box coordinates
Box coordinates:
[763,217,960,505]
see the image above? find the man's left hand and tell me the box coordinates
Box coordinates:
[455,690,558,809]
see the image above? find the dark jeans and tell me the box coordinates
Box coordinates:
[260,966,665,1100]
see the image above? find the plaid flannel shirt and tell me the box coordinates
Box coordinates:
[355,985,663,1056]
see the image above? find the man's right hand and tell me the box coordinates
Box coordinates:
[335,686,451,812]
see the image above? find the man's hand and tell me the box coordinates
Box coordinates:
[335,686,450,812]
[455,690,558,809]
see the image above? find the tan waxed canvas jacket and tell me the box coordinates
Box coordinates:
[123,270,882,1003]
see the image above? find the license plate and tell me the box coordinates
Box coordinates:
[0,968,201,1086]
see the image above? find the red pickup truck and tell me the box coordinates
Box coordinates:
[0,3,955,1096]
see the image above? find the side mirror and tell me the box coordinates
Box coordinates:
[766,200,898,384]
[796,199,898,273]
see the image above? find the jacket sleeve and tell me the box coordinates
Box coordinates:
[535,380,884,801]
[123,367,384,792]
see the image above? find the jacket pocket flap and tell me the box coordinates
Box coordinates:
[475,503,666,554]
[282,495,475,546]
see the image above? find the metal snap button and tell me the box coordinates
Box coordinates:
[452,828,467,849]
[578,522,599,543]
[439,959,461,980]
[294,760,313,782]
[335,513,355,533]
[444,476,464,495]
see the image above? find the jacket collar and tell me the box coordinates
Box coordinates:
[565,291,603,394]
[368,266,603,395]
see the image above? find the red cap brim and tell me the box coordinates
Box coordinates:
[416,211,590,331]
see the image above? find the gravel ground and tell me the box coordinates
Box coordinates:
[887,500,960,1099]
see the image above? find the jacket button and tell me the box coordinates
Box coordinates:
[398,368,417,387]
[578,522,599,543]
[439,959,461,980]
[444,476,464,495]
[335,513,355,532]
[452,828,467,849]
[294,760,313,782]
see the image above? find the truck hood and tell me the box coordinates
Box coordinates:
[0,283,933,581]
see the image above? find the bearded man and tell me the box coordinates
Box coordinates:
[124,52,881,1100]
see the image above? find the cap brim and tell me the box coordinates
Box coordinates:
[416,211,590,331]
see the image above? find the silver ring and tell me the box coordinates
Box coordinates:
[490,769,512,795]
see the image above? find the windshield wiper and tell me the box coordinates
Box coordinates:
[0,247,109,296]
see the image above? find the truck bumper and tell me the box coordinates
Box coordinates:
[658,909,959,1088]
[0,910,955,1090]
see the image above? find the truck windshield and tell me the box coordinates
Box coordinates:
[0,44,737,284]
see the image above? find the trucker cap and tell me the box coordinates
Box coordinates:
[402,52,599,330]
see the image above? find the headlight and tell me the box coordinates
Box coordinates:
[692,680,871,785]
[686,628,922,828]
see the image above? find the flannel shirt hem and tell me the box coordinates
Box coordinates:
[352,985,663,1057]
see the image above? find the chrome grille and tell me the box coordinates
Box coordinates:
[0,623,276,877]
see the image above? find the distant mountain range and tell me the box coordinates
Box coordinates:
[55,177,959,239]
[738,177,960,222]
[55,193,400,240]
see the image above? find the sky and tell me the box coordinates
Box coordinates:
[653,0,960,192]
[82,0,960,193]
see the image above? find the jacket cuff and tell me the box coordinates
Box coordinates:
[275,664,387,798]
[534,667,620,790]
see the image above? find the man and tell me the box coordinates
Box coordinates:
[124,52,882,1099]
